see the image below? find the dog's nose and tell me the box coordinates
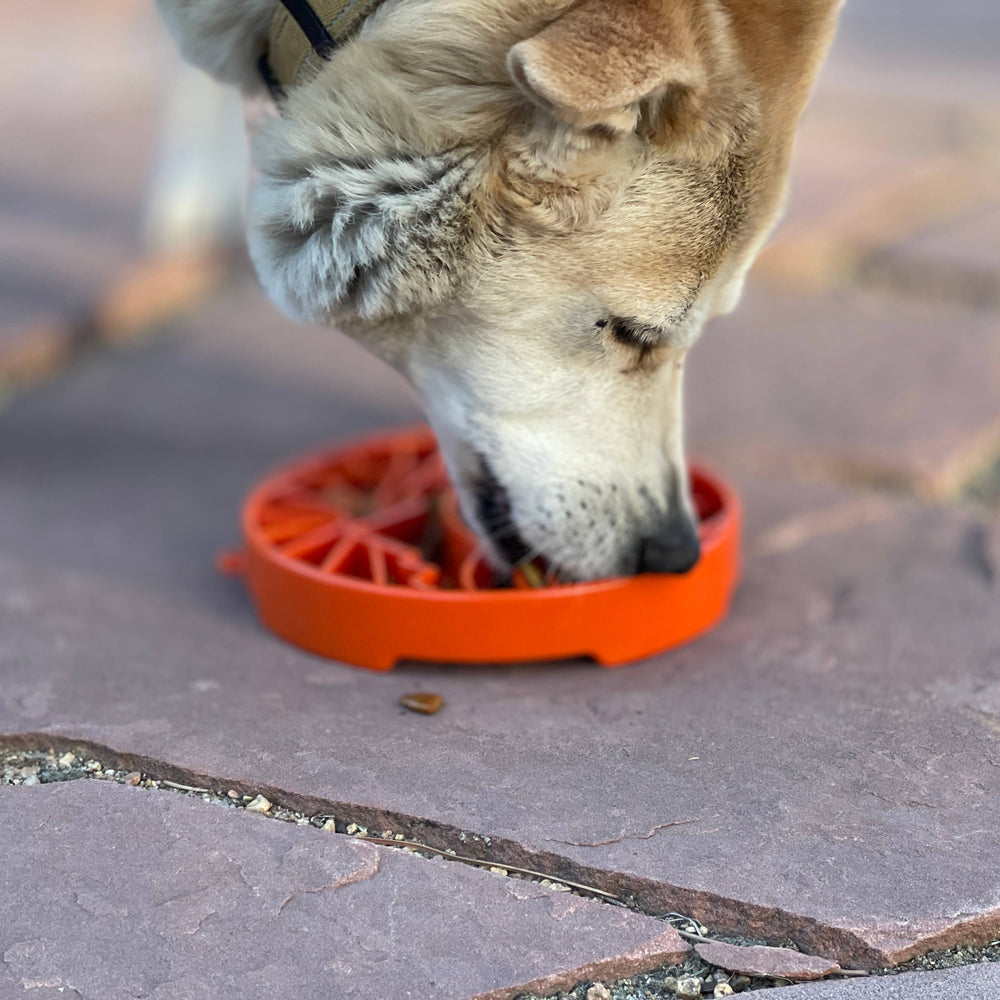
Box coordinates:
[637,511,701,574]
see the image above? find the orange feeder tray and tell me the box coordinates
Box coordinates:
[240,425,741,671]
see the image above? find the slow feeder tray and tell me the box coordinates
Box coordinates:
[240,426,740,670]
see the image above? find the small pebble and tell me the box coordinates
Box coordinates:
[399,692,444,715]
[227,789,240,799]
[714,986,734,998]
[321,819,337,832]
[21,775,40,787]
[245,794,271,813]
[550,882,572,892]
[489,867,508,876]
[587,985,612,1000]
[346,823,360,835]
[124,772,142,786]
[675,976,702,999]
[662,977,678,992]
[730,976,750,990]
[57,753,75,768]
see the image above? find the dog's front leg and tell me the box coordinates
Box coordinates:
[155,0,278,93]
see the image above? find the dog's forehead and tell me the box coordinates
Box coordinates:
[466,147,757,325]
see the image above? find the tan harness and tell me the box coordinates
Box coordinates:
[260,0,387,96]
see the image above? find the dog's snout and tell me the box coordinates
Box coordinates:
[637,510,701,575]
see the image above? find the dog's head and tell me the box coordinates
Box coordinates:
[159,0,840,580]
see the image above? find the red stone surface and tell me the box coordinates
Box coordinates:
[687,284,1000,498]
[0,329,999,970]
[695,942,841,981]
[0,2,171,328]
[0,779,687,1000]
[775,962,1000,999]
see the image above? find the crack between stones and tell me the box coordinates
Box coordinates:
[3,731,999,974]
[547,819,702,848]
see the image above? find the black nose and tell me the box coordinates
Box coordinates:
[637,512,701,574]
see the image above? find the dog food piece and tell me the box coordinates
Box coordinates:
[518,560,546,588]
[400,692,444,715]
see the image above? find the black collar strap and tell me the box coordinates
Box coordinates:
[259,0,387,99]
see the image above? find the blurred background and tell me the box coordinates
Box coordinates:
[0,0,997,591]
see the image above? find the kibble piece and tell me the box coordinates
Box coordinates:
[245,794,271,813]
[400,692,444,715]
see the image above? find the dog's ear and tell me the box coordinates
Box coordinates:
[508,0,721,142]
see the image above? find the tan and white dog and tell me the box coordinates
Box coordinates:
[157,0,841,581]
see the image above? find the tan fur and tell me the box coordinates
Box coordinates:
[157,0,842,581]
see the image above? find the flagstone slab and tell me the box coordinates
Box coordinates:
[778,962,1000,999]
[687,283,1000,497]
[0,2,171,328]
[1,329,1000,972]
[0,778,688,1000]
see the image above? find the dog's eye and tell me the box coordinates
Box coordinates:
[603,318,661,352]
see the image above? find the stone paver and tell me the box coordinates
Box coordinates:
[687,284,1000,498]
[908,205,1000,273]
[777,962,1000,1000]
[694,942,841,982]
[0,2,172,328]
[0,779,687,1000]
[2,328,999,972]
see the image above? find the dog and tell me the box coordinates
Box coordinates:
[156,0,841,582]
